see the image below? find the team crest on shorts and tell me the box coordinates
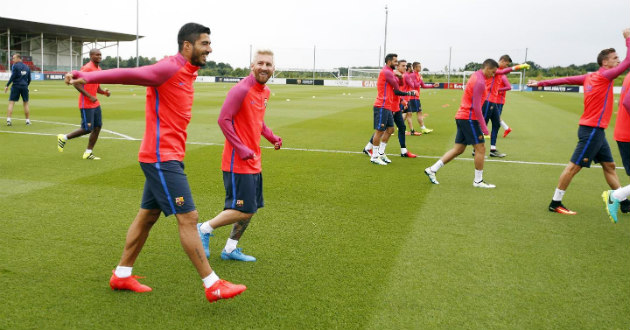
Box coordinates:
[236,200,244,207]
[87,123,92,127]
[175,196,185,206]
[583,158,589,163]
[479,135,484,140]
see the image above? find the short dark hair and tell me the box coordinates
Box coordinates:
[89,49,101,55]
[384,53,397,64]
[398,59,407,64]
[178,23,211,51]
[499,54,512,63]
[406,63,412,70]
[597,48,616,66]
[483,58,499,69]
[412,61,420,68]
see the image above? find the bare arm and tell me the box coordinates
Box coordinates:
[73,84,97,103]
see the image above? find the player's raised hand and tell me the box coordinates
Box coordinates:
[527,79,539,87]
[512,63,530,71]
[623,28,630,39]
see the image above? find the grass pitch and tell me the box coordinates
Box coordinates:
[0,81,629,330]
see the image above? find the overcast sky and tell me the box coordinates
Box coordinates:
[4,0,630,71]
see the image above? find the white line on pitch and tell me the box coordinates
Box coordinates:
[0,129,609,169]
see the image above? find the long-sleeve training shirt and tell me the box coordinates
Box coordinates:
[535,37,630,129]
[488,74,511,104]
[6,61,30,87]
[70,52,199,163]
[219,74,278,174]
[615,73,630,142]
[405,71,435,100]
[373,65,408,111]
[78,61,101,109]
[455,70,490,135]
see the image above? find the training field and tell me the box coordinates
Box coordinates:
[1,80,629,330]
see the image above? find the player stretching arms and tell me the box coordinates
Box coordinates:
[603,72,630,223]
[197,50,282,262]
[65,23,246,303]
[483,55,514,157]
[362,53,416,165]
[404,62,437,135]
[529,28,630,215]
[363,59,418,158]
[423,59,497,188]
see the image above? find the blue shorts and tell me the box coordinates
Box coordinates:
[373,106,394,131]
[454,119,485,145]
[140,161,196,217]
[570,125,614,167]
[223,171,264,214]
[406,99,421,113]
[9,85,29,102]
[482,101,501,122]
[80,106,102,131]
[617,141,630,176]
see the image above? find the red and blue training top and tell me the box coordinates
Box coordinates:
[78,61,101,109]
[71,53,199,163]
[219,74,279,174]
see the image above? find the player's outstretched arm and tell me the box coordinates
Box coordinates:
[601,28,630,81]
[66,59,181,87]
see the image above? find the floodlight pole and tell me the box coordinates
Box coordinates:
[136,0,139,67]
[40,32,43,73]
[447,46,452,86]
[383,5,388,59]
[523,47,528,89]
[7,28,10,70]
[313,45,316,81]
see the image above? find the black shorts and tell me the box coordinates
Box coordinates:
[140,161,196,217]
[373,106,394,131]
[406,99,421,113]
[223,171,264,214]
[9,85,29,102]
[454,119,485,145]
[482,101,500,122]
[570,125,614,168]
[617,141,630,176]
[80,106,102,131]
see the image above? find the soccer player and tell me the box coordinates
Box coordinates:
[196,50,282,262]
[603,72,630,223]
[528,28,630,215]
[482,54,514,157]
[362,53,416,165]
[404,62,437,136]
[64,23,246,303]
[363,59,418,158]
[4,54,31,126]
[57,49,111,160]
[423,59,497,188]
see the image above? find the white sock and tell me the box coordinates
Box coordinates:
[114,266,133,278]
[224,238,238,253]
[421,125,427,129]
[474,169,483,183]
[6,117,11,121]
[202,271,220,289]
[371,145,380,159]
[25,119,30,123]
[378,142,387,155]
[613,185,630,201]
[63,135,68,141]
[85,149,92,154]
[500,120,509,130]
[491,145,496,151]
[199,222,214,234]
[365,141,373,151]
[552,188,565,202]
[401,147,408,154]
[430,160,444,173]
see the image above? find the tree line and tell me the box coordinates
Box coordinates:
[85,56,614,80]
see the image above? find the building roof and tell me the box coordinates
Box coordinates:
[0,16,142,42]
